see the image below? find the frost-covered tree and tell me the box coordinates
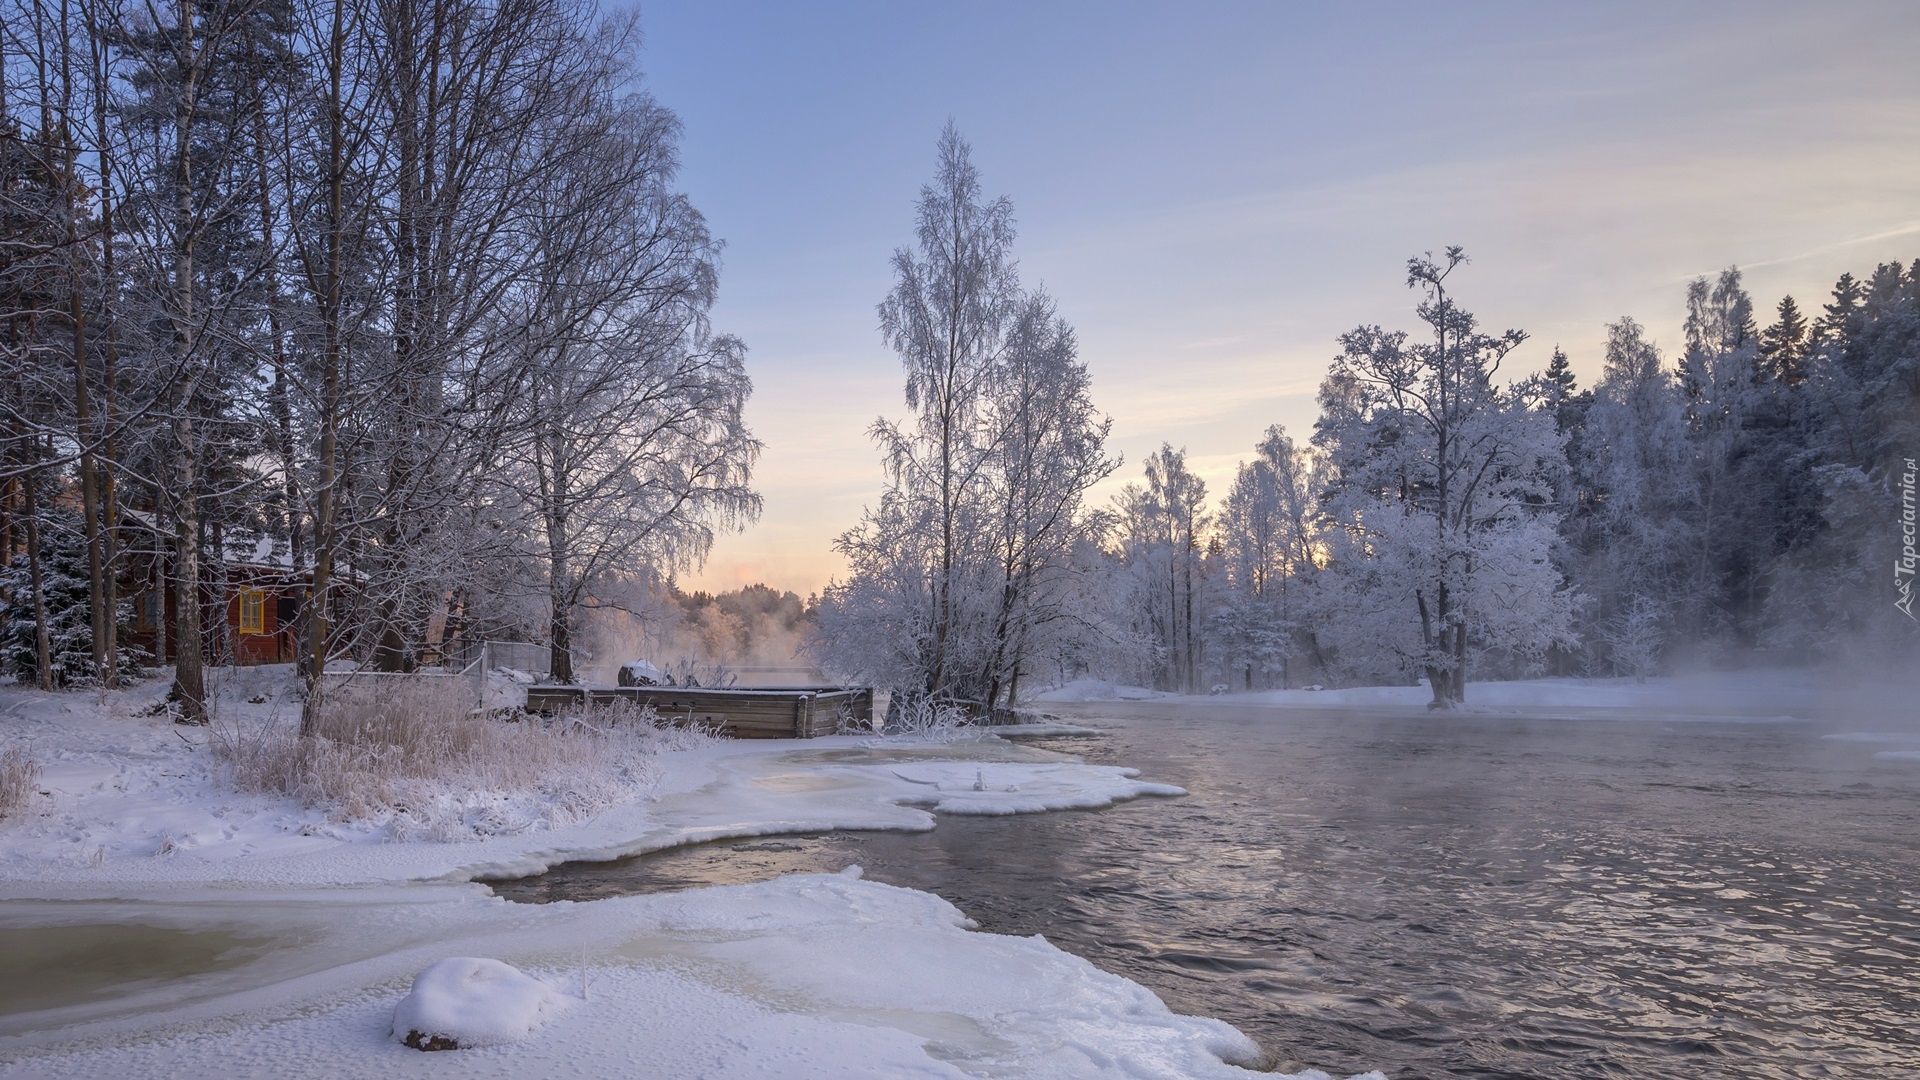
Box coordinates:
[1553,258,1916,672]
[864,122,1018,703]
[1108,446,1209,692]
[975,289,1117,706]
[1313,248,1577,706]
[1761,260,1920,657]
[1,511,100,688]
[4,0,760,719]
[1674,269,1765,645]
[1568,317,1691,668]
[1207,426,1318,689]
[0,507,146,686]
[103,0,286,720]
[1803,260,1920,475]
[488,66,759,683]
[1669,267,1821,651]
[1603,595,1663,681]
[816,127,1114,715]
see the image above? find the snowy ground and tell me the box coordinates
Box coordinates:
[0,668,1378,1079]
[0,670,1182,889]
[1,873,1303,1079]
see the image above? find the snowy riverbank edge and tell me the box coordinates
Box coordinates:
[0,676,1384,1079]
[0,672,1182,892]
[1035,669,1857,718]
[4,872,1353,1079]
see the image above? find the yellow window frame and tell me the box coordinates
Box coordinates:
[239,589,266,635]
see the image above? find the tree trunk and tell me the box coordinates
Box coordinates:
[168,0,208,724]
[1178,500,1198,693]
[547,517,573,683]
[152,513,167,668]
[1451,620,1469,705]
[91,23,123,686]
[172,456,207,722]
[372,0,422,677]
[23,466,52,690]
[548,596,573,683]
[66,130,109,683]
[251,33,302,570]
[301,0,348,737]
[1417,587,1450,709]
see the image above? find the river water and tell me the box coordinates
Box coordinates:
[496,703,1920,1079]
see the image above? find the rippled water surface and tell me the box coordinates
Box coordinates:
[497,704,1920,1078]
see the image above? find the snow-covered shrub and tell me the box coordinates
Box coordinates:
[883,695,974,740]
[211,680,710,837]
[0,745,39,820]
[661,657,737,689]
[834,701,878,735]
[1604,596,1665,680]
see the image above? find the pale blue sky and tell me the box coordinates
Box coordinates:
[637,1,1920,595]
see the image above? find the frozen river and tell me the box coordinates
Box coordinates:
[499,702,1920,1079]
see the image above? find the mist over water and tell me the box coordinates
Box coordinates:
[502,701,1920,1079]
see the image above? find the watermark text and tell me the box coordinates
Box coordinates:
[1899,457,1917,620]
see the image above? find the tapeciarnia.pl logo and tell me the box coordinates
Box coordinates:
[1899,457,1917,621]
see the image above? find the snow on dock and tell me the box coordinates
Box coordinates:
[525,685,873,738]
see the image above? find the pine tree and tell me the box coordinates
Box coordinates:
[0,509,144,686]
[1543,347,1578,417]
[1758,295,1810,384]
[1820,272,1865,332]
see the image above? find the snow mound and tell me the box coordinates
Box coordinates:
[391,956,571,1049]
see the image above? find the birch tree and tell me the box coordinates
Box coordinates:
[818,126,1113,715]
[976,288,1116,707]
[871,122,1017,701]
[1209,426,1318,689]
[493,75,760,683]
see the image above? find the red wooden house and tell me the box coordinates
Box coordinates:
[123,530,308,667]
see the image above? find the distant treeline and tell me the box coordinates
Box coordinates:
[817,129,1918,710]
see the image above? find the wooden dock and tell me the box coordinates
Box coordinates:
[524,685,873,739]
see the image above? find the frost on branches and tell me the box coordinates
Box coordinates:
[1311,249,1579,708]
[812,125,1116,718]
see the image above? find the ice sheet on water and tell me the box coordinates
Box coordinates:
[878,761,1185,815]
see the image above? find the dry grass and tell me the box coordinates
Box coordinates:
[0,745,39,821]
[211,679,711,840]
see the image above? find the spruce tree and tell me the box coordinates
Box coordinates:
[1758,295,1810,384]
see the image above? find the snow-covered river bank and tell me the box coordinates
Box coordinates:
[0,675,1377,1079]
